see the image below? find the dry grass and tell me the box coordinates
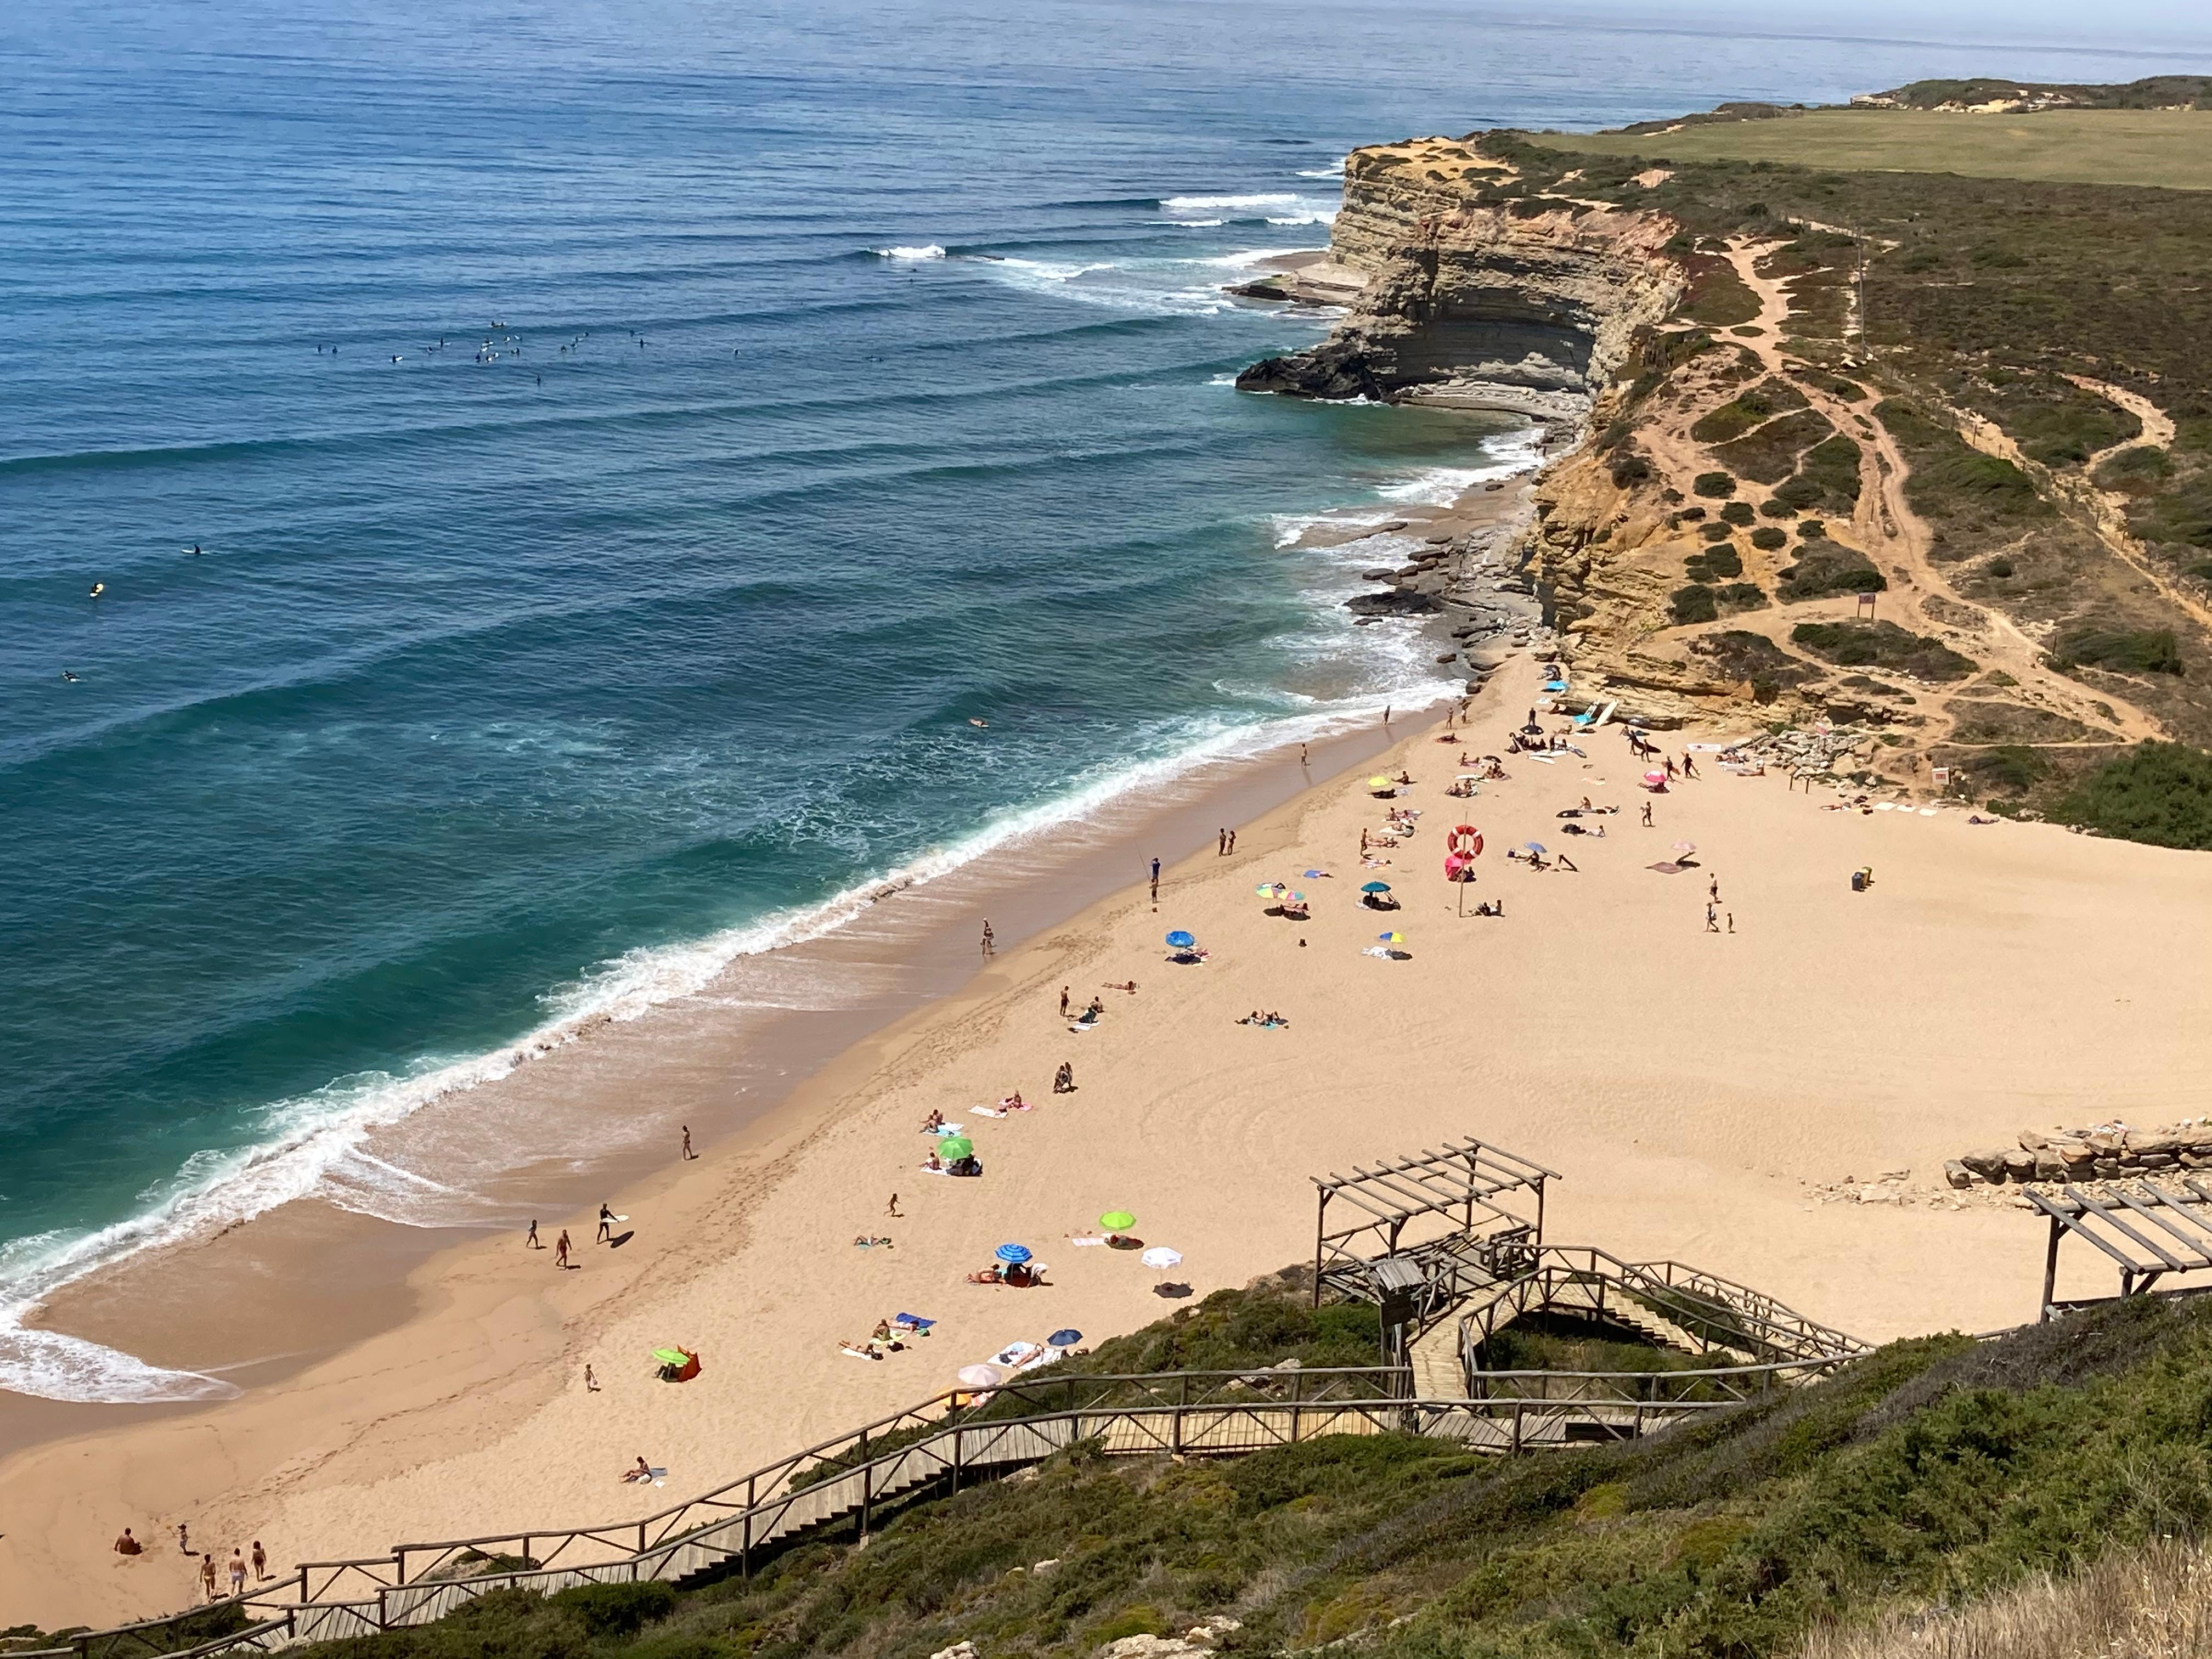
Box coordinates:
[1798,1537,2212,1659]
[1532,109,2212,191]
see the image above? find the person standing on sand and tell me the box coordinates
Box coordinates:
[585,1364,600,1392]
[980,920,995,957]
[1217,828,1227,856]
[200,1553,219,1602]
[1227,828,1237,854]
[252,1541,267,1581]
[1684,752,1699,779]
[887,1193,901,1217]
[1149,856,1161,900]
[1706,904,1720,933]
[596,1203,614,1244]
[229,1549,247,1596]
[1709,876,1720,903]
[1664,756,1678,780]
[178,1522,191,1556]
[555,1229,573,1269]
[1059,986,1070,1017]
[1727,912,1736,934]
[1299,743,1309,766]
[1641,803,1654,828]
[526,1219,539,1249]
[681,1125,695,1161]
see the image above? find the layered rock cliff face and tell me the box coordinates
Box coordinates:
[1238,143,1683,421]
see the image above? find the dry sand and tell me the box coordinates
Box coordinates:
[8,653,2212,1631]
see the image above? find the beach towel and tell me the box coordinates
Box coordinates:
[974,1105,1008,1116]
[1070,1235,1106,1246]
[893,1313,935,1331]
[840,1345,883,1362]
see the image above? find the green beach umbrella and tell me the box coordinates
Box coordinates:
[1099,1210,1136,1232]
[937,1136,974,1159]
[652,1348,688,1366]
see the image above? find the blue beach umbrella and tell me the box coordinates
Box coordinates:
[1523,842,1547,855]
[995,1242,1033,1265]
[1359,881,1392,894]
[1049,1328,1083,1346]
[1165,930,1197,949]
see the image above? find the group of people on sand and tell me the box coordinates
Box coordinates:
[112,1526,267,1603]
[841,1312,933,1361]
[1235,1010,1290,1029]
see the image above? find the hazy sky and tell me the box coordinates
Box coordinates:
[1525,0,2210,54]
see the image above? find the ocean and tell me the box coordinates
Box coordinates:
[0,0,2196,1403]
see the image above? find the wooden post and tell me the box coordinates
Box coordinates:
[740,1476,754,1579]
[2041,1215,2063,1321]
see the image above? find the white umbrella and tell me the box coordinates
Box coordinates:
[1139,1246,1183,1269]
[957,1363,1005,1389]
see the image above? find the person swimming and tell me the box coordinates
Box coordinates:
[88,582,105,598]
[60,670,80,681]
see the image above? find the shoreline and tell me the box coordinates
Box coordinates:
[8,637,2212,1629]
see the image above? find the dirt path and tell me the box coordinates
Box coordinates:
[1708,242,2161,748]
[2070,374,2177,465]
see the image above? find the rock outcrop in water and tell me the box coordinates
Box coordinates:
[1237,139,1682,422]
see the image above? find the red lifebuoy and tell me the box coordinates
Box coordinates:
[1449,825,1483,857]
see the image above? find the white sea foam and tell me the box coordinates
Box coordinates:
[1159,192,1300,211]
[1265,210,1337,226]
[1154,218,1225,228]
[1296,160,1348,179]
[1203,247,1314,269]
[874,244,946,261]
[1373,427,1548,506]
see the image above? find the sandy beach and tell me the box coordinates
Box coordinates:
[8,644,2212,1632]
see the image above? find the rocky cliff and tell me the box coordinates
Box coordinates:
[1238,137,1683,422]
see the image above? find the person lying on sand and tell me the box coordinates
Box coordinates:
[1102,980,1138,993]
[840,1341,885,1361]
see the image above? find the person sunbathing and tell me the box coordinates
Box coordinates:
[1103,980,1138,993]
[1002,1091,1031,1111]
[921,1109,945,1132]
[921,1152,944,1173]
[622,1457,653,1483]
[967,1265,1005,1285]
[1393,770,1412,785]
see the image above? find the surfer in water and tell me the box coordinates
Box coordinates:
[88,581,105,599]
[60,670,80,681]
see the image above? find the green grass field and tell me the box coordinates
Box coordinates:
[1533,108,2212,191]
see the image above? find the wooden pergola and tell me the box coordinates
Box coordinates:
[2023,1178,2212,1318]
[1312,1137,1556,1310]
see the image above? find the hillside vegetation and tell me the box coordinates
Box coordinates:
[233,1277,2212,1659]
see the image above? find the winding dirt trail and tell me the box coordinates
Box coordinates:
[1708,241,2162,747]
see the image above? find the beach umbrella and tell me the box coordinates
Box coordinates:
[1673,840,1697,855]
[1140,1246,1183,1269]
[1049,1328,1083,1347]
[1523,842,1547,854]
[1288,892,1306,903]
[1359,881,1392,894]
[957,1364,1005,1389]
[651,1347,688,1367]
[1099,1210,1136,1232]
[994,1242,1032,1265]
[1255,882,1284,896]
[1643,769,1667,786]
[1367,776,1392,789]
[1378,930,1406,944]
[1302,869,1327,878]
[1165,929,1196,949]
[936,1136,973,1159]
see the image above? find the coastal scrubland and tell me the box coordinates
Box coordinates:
[1395,89,2212,842]
[140,1279,2212,1659]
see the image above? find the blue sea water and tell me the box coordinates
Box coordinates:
[0,0,2197,1401]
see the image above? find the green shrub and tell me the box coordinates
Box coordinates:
[1750,526,1788,551]
[1712,408,1836,484]
[2050,628,2184,676]
[1759,498,1798,518]
[1693,471,1736,498]
[1701,522,1734,542]
[1962,744,2052,793]
[1678,505,1708,521]
[1685,544,1743,582]
[1790,621,1977,680]
[1776,543,1884,600]
[1610,454,1652,488]
[1719,500,1755,526]
[1716,583,1769,611]
[1800,518,1828,539]
[2050,741,2212,848]
[1671,584,1719,625]
[1987,556,2015,578]
[553,1582,676,1639]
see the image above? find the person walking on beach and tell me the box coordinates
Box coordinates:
[585,1364,600,1392]
[1299,743,1310,766]
[596,1203,614,1244]
[1708,876,1720,904]
[980,919,995,957]
[199,1553,219,1602]
[680,1125,695,1161]
[229,1549,247,1597]
[1705,904,1720,933]
[178,1522,191,1556]
[1640,802,1654,828]
[1683,752,1699,779]
[886,1192,901,1217]
[526,1219,540,1250]
[555,1229,573,1269]
[1383,704,1392,725]
[252,1541,267,1581]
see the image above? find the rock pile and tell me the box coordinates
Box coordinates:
[1740,727,1873,774]
[1945,1122,2212,1189]
[1098,1617,1243,1659]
